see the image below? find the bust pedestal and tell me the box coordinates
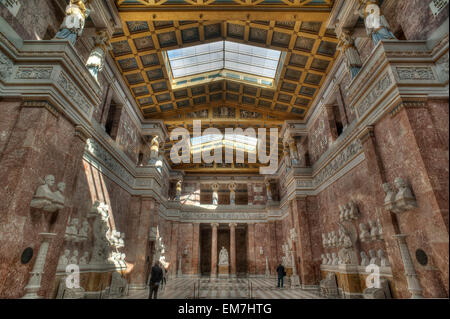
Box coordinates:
[218,264,229,278]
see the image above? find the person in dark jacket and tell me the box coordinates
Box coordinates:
[276,263,285,288]
[148,262,163,299]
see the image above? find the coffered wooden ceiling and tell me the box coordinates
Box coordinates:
[112,1,337,173]
[111,2,338,121]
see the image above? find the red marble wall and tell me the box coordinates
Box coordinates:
[385,0,449,40]
[373,103,449,297]
[0,101,86,298]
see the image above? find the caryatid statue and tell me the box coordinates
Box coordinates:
[86,30,111,81]
[338,30,363,79]
[228,182,236,205]
[359,0,396,45]
[150,136,160,161]
[288,137,299,165]
[54,0,91,45]
[218,246,229,266]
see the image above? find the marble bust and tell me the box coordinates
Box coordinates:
[360,251,369,267]
[218,246,229,266]
[331,253,338,266]
[321,254,328,265]
[382,183,396,209]
[359,223,370,242]
[52,182,66,210]
[58,249,70,269]
[394,177,417,211]
[79,251,89,265]
[369,249,380,266]
[30,175,56,209]
[326,253,332,265]
[65,218,79,242]
[78,219,89,240]
[378,249,390,267]
[70,250,79,264]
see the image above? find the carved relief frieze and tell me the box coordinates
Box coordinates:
[0,50,14,80]
[85,138,134,186]
[357,73,393,117]
[313,139,363,187]
[57,72,91,115]
[15,67,53,79]
[395,67,436,81]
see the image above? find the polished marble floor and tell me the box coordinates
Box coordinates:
[121,277,322,299]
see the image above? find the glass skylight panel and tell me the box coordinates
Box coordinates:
[167,42,224,78]
[224,41,281,78]
[166,41,282,80]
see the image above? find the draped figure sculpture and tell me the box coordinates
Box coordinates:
[54,0,91,45]
[218,246,229,266]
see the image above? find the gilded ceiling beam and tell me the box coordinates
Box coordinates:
[118,9,331,22]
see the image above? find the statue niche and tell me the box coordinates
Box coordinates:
[218,246,229,278]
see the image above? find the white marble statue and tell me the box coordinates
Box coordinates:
[78,219,89,240]
[150,136,160,161]
[394,177,417,212]
[321,254,328,265]
[218,246,229,266]
[322,233,328,248]
[65,218,79,242]
[229,183,236,205]
[378,249,390,267]
[359,0,396,45]
[326,253,333,265]
[382,182,396,211]
[265,182,272,201]
[69,250,79,264]
[348,201,359,220]
[79,251,89,265]
[90,202,113,264]
[52,182,66,210]
[86,31,110,80]
[368,249,380,266]
[369,220,378,241]
[54,0,91,45]
[359,223,371,242]
[330,231,337,247]
[175,180,182,201]
[331,253,339,266]
[360,251,369,267]
[376,218,383,240]
[212,184,219,205]
[338,30,363,78]
[30,175,56,211]
[339,204,346,222]
[58,249,70,269]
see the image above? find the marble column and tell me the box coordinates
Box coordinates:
[290,198,314,286]
[22,233,57,299]
[210,223,218,278]
[192,223,200,276]
[394,234,424,299]
[129,196,155,290]
[247,223,256,275]
[229,223,237,277]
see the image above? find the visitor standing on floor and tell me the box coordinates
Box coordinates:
[148,262,163,299]
[276,263,286,288]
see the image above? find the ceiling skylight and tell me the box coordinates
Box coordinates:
[166,41,282,80]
